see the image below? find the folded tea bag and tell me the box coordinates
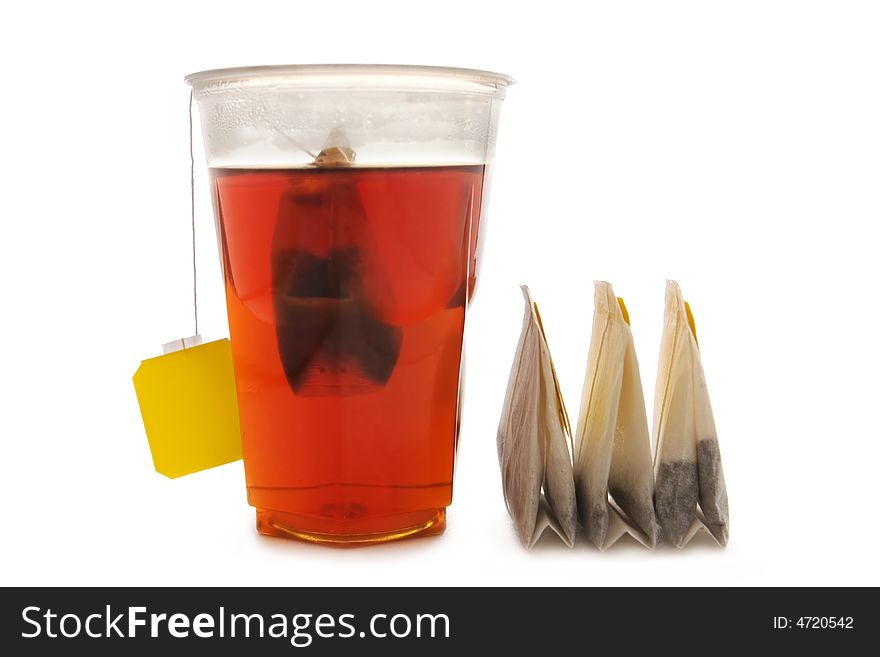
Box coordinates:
[497,286,577,547]
[573,282,659,549]
[653,281,729,547]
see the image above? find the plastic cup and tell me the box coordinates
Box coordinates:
[186,64,512,544]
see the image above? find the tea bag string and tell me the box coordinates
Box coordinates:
[272,122,318,160]
[186,93,324,341]
[189,90,198,337]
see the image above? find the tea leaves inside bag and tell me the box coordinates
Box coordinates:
[653,281,729,547]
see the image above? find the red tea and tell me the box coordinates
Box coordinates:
[211,165,486,542]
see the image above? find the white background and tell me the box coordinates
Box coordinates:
[2,0,878,587]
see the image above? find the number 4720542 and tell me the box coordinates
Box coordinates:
[796,617,854,629]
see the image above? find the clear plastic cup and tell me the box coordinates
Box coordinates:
[186,64,513,544]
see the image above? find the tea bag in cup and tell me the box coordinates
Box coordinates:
[573,282,659,549]
[653,280,729,547]
[271,135,403,396]
[497,286,577,547]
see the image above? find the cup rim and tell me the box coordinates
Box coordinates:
[184,64,515,91]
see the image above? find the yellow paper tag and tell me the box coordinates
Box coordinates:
[617,297,630,325]
[133,338,242,478]
[684,301,699,347]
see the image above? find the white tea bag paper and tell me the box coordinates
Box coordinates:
[653,281,729,547]
[497,286,577,548]
[574,282,659,549]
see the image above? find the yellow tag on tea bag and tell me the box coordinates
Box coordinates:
[133,338,242,478]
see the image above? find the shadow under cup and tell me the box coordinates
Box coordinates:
[187,65,512,545]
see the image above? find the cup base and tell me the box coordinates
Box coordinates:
[255,507,446,546]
